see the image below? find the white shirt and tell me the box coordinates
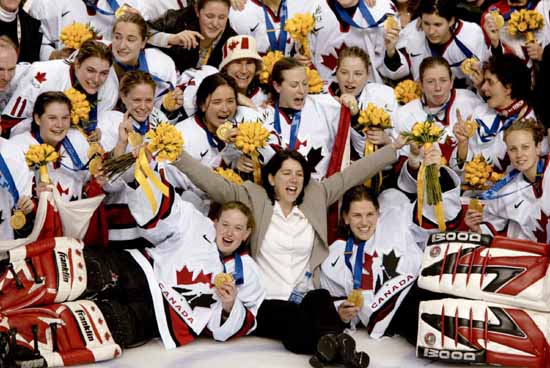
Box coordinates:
[256,202,314,300]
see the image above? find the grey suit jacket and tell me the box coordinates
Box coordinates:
[172,145,398,282]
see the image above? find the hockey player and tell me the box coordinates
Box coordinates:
[219,35,268,109]
[0,36,29,119]
[381,0,490,85]
[465,118,550,243]
[0,137,33,241]
[311,0,396,84]
[0,181,266,366]
[0,40,118,139]
[172,73,274,214]
[393,56,484,162]
[320,147,464,340]
[228,0,322,57]
[261,57,343,179]
[111,12,177,109]
[451,54,536,173]
[9,92,103,204]
[327,46,398,161]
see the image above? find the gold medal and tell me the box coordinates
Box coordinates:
[347,289,364,308]
[464,120,479,138]
[384,16,399,32]
[87,142,105,159]
[216,122,233,142]
[10,210,26,230]
[460,58,477,76]
[469,198,485,213]
[214,273,234,288]
[115,4,129,18]
[491,10,505,30]
[162,91,178,111]
[128,132,143,147]
[89,156,103,176]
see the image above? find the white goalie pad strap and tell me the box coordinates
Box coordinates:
[418,232,550,312]
[417,298,550,368]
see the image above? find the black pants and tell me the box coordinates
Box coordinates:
[83,248,159,348]
[254,289,347,354]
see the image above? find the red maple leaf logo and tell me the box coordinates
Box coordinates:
[320,43,349,72]
[56,183,69,196]
[228,40,240,50]
[34,72,47,84]
[176,265,213,286]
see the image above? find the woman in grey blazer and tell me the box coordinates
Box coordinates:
[172,142,402,367]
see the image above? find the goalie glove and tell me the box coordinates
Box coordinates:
[417,298,550,368]
[0,300,121,367]
[418,232,550,312]
[0,237,87,312]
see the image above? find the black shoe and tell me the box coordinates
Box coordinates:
[309,355,325,368]
[315,334,339,363]
[336,333,356,364]
[347,351,370,368]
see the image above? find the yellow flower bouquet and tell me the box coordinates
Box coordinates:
[463,155,504,190]
[306,67,324,94]
[25,144,59,184]
[284,12,315,58]
[64,88,91,126]
[508,9,544,43]
[59,22,96,50]
[394,79,422,105]
[103,122,184,211]
[235,121,270,184]
[259,51,284,85]
[215,167,244,185]
[401,121,446,231]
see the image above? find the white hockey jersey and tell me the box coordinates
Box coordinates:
[380,19,491,82]
[125,171,264,348]
[480,155,550,244]
[139,0,187,21]
[28,0,142,60]
[393,88,485,161]
[0,138,33,240]
[311,0,395,84]
[228,0,323,55]
[2,59,118,130]
[261,94,341,179]
[10,129,92,202]
[0,63,30,116]
[320,206,424,338]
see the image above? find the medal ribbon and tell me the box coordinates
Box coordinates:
[344,237,366,290]
[33,125,85,171]
[221,252,244,285]
[274,103,302,150]
[116,51,174,97]
[334,0,387,29]
[0,154,19,209]
[262,0,288,52]
[82,0,120,16]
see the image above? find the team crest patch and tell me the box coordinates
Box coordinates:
[32,72,47,88]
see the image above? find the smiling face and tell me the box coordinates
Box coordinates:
[112,21,146,66]
[224,59,257,93]
[197,1,229,41]
[481,70,513,110]
[274,67,308,110]
[0,46,17,92]
[343,199,379,242]
[200,84,237,131]
[421,64,452,107]
[336,56,368,96]
[0,0,20,12]
[35,102,71,147]
[121,83,155,122]
[268,158,304,209]
[505,129,541,178]
[421,13,454,45]
[74,56,111,95]
[215,208,252,257]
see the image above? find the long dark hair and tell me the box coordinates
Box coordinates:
[483,54,531,103]
[196,73,239,121]
[261,149,312,206]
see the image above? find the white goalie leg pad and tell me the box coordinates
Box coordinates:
[418,232,550,312]
[417,298,550,368]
